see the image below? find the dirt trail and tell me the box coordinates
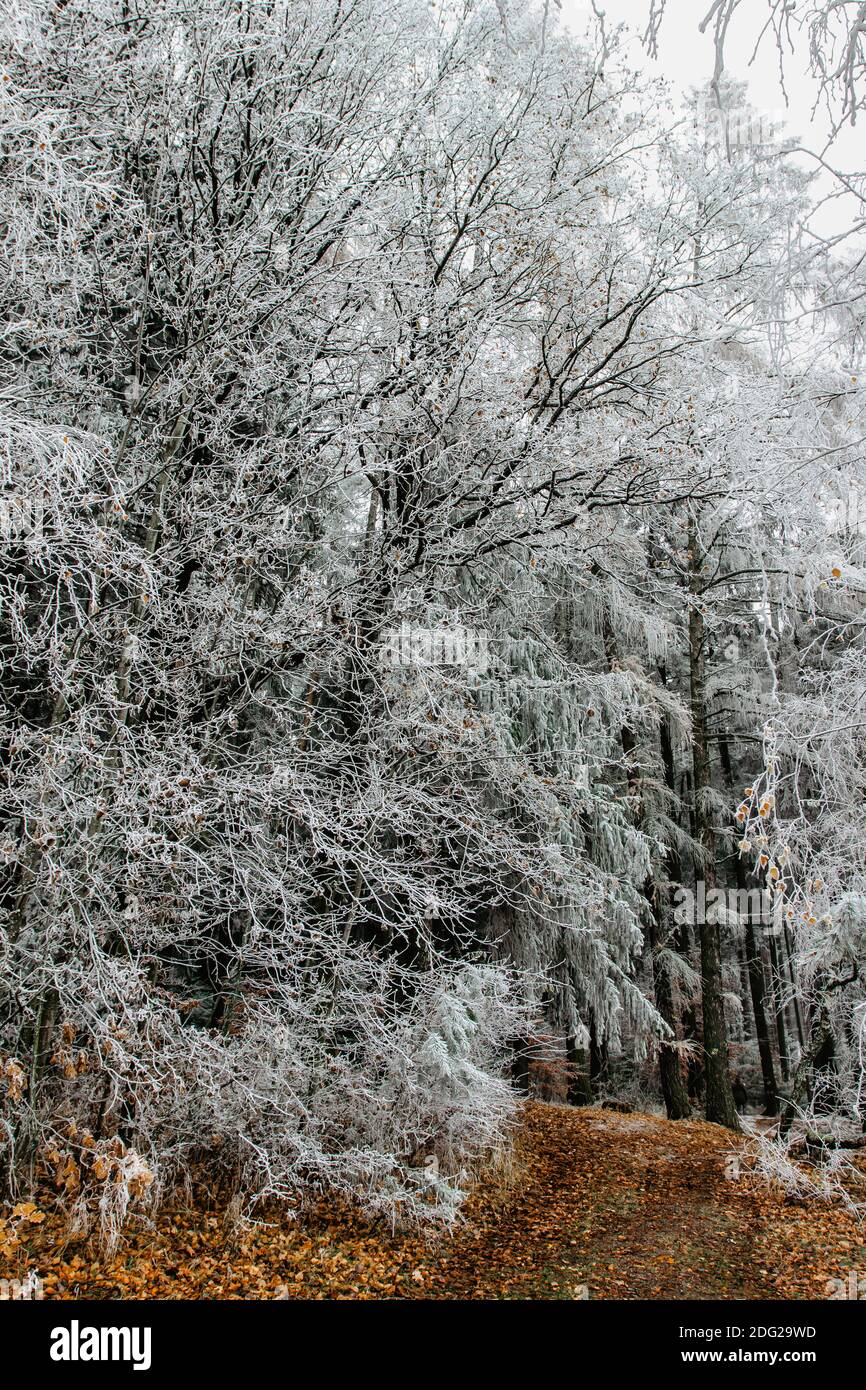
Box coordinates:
[405,1105,775,1299]
[8,1102,866,1299]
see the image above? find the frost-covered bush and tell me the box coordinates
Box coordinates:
[744,1125,865,1217]
[2,950,529,1227]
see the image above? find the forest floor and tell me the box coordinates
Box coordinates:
[5,1102,866,1300]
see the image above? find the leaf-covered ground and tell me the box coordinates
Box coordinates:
[4,1103,866,1300]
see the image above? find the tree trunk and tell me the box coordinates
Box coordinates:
[743,918,779,1115]
[718,735,779,1115]
[688,523,740,1131]
[510,1036,532,1096]
[566,1034,594,1106]
[589,1016,609,1093]
[603,618,690,1119]
[780,995,835,1137]
[784,924,808,1053]
[767,932,791,1083]
[657,684,702,1104]
[646,886,692,1118]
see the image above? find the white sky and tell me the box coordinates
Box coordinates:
[559,0,862,242]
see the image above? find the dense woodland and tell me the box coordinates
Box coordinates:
[1,0,864,1243]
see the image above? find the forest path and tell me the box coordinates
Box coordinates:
[404,1104,771,1299]
[12,1102,866,1299]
